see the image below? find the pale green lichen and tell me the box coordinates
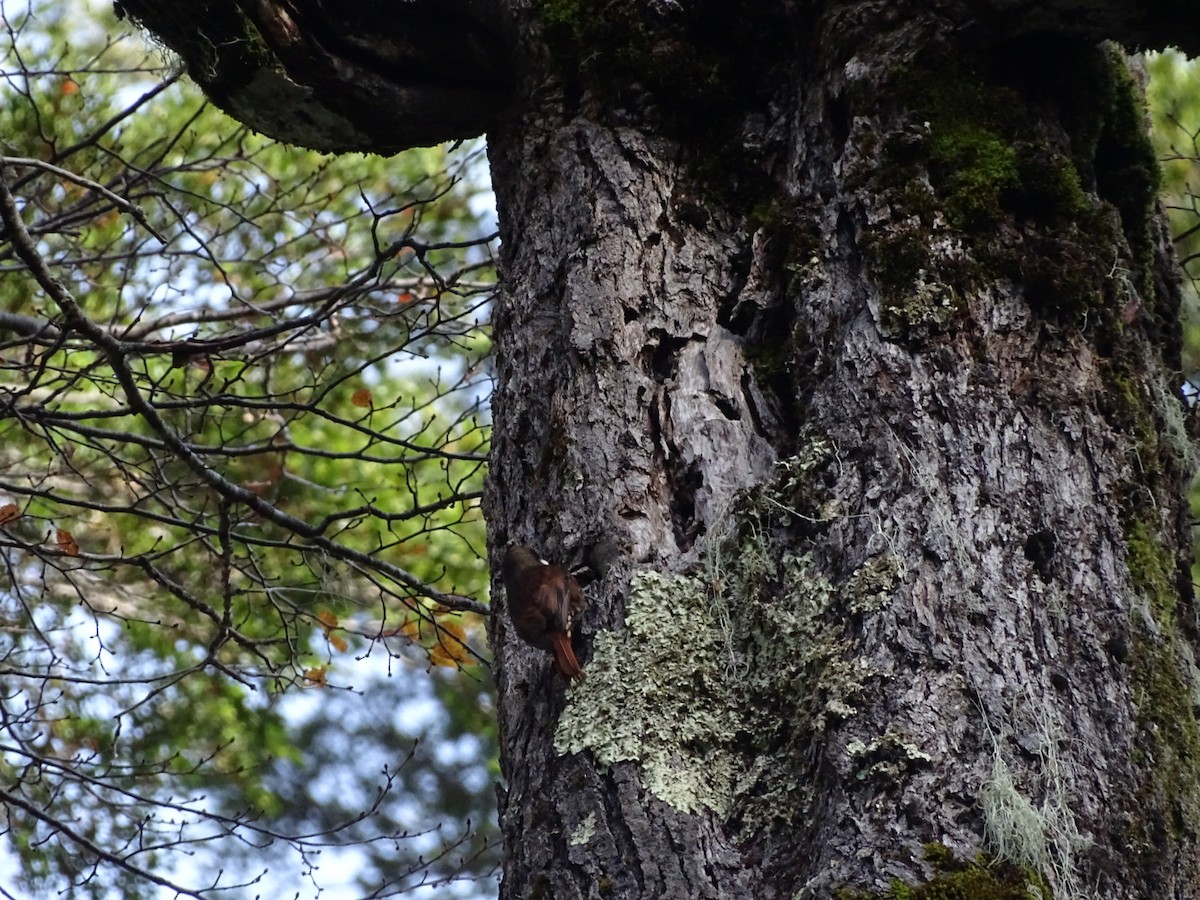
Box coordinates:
[1151,380,1197,475]
[880,267,967,337]
[981,696,1090,900]
[569,812,597,846]
[845,553,904,614]
[732,550,865,732]
[775,440,836,492]
[847,728,933,782]
[562,461,585,492]
[557,439,904,821]
[554,570,738,816]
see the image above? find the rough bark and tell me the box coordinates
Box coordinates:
[485,101,771,900]
[484,5,1200,898]
[121,1,1200,897]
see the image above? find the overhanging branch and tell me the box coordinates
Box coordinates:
[115,0,514,153]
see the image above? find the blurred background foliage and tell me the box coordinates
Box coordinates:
[0,0,498,897]
[0,2,1199,898]
[1147,50,1200,569]
[1149,50,1200,372]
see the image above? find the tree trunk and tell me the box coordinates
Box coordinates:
[119,1,1200,896]
[483,6,1200,900]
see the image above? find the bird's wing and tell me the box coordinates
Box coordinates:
[534,578,571,632]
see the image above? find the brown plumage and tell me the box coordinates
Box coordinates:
[502,544,586,679]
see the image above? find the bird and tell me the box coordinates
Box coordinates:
[502,544,586,679]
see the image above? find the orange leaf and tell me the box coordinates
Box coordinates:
[351,388,373,408]
[303,667,328,686]
[429,644,460,667]
[329,632,349,653]
[316,609,339,630]
[430,620,469,667]
[56,528,79,556]
[0,503,20,526]
[399,618,422,641]
[396,291,416,304]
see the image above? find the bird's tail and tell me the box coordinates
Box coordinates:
[550,632,583,679]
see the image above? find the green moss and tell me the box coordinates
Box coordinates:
[1125,516,1177,623]
[864,44,1161,332]
[536,0,584,29]
[886,69,1091,233]
[1090,47,1160,292]
[838,847,1051,900]
[1129,636,1200,844]
[1112,377,1200,841]
[1116,377,1200,856]
[860,222,932,290]
[921,842,955,868]
[929,122,1020,230]
[744,339,791,384]
[121,3,278,89]
[1013,144,1091,221]
[1100,352,1193,497]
